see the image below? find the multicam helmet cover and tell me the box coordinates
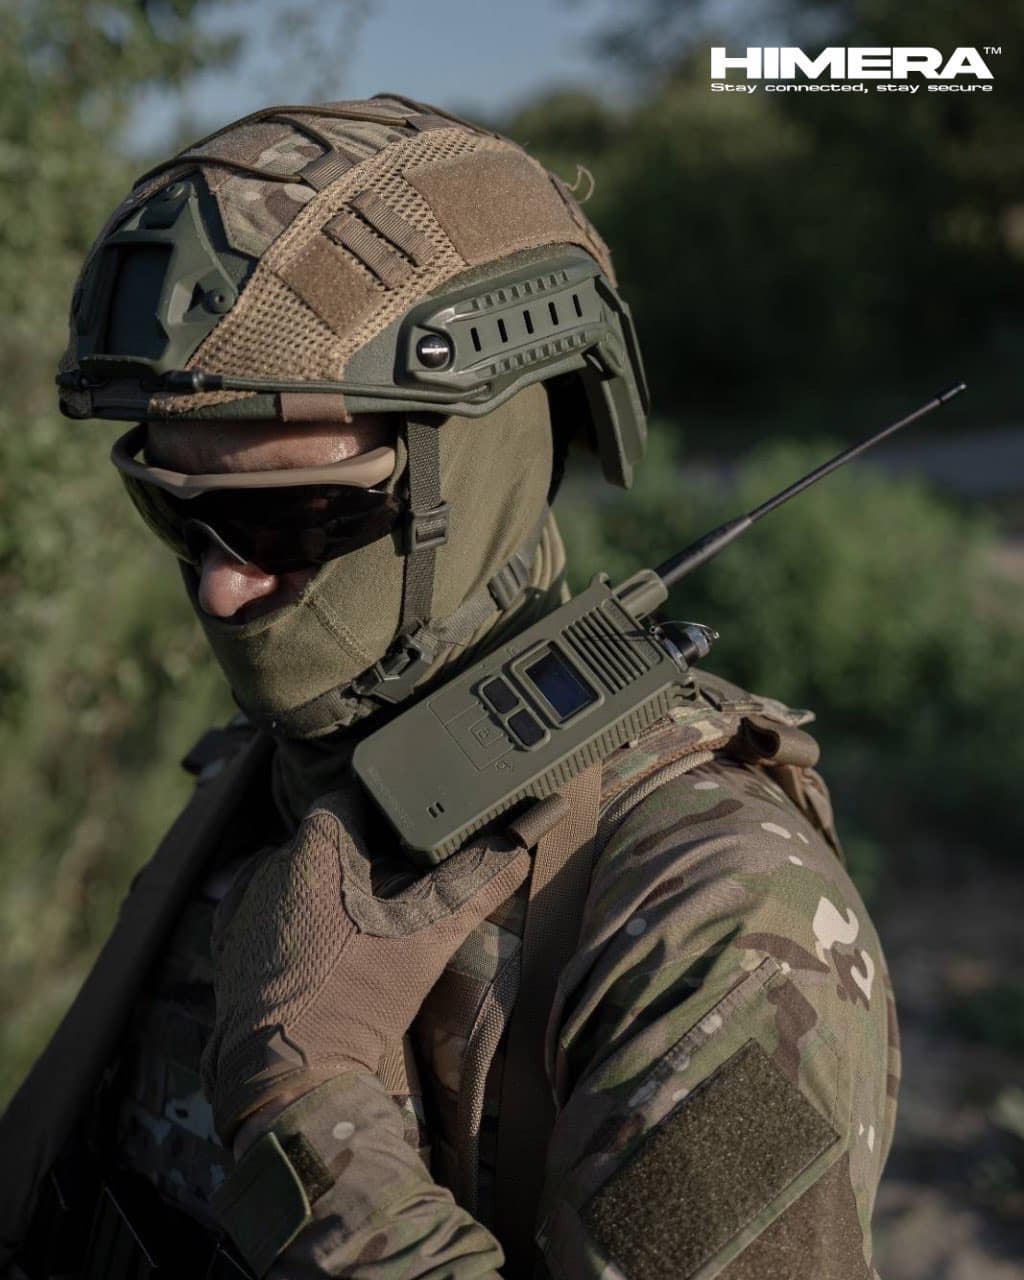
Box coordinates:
[60,94,648,488]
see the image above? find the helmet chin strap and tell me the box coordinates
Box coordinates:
[399,413,451,633]
[353,411,549,706]
[238,411,548,737]
[352,508,548,707]
[242,512,547,737]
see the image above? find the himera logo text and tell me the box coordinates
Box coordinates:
[710,47,997,96]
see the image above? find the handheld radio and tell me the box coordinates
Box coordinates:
[353,384,965,865]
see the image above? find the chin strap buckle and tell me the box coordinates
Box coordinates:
[406,500,451,553]
[353,626,442,704]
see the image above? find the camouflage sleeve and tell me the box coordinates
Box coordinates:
[244,1069,505,1279]
[537,752,900,1280]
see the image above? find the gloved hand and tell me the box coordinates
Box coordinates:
[201,791,531,1144]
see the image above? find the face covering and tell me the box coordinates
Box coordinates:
[189,381,556,740]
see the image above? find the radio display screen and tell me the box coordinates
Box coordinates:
[523,648,597,722]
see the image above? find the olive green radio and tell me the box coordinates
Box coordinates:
[354,385,964,865]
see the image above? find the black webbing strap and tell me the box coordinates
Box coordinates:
[493,763,603,1276]
[401,415,450,632]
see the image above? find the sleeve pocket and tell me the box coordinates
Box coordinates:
[540,957,852,1280]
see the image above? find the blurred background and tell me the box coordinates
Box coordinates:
[1,1,1021,1274]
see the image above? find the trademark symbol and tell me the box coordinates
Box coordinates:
[984,46,1002,55]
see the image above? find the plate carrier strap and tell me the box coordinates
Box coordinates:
[492,763,603,1277]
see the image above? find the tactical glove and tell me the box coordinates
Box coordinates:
[200,793,530,1144]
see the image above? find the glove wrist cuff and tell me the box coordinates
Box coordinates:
[210,1029,365,1144]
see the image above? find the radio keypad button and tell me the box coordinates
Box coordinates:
[508,708,546,749]
[481,677,519,715]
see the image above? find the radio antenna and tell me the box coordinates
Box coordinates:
[654,382,966,591]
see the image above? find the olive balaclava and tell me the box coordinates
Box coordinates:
[188,378,561,740]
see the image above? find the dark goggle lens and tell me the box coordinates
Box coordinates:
[121,475,402,572]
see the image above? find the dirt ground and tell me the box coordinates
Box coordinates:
[872,863,1024,1279]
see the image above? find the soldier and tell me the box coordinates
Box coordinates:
[1,96,899,1278]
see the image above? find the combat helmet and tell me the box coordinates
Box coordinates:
[59,95,650,734]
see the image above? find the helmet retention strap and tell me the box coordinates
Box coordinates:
[400,414,451,632]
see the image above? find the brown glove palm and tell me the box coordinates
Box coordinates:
[201,793,530,1143]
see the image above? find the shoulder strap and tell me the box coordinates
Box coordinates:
[487,706,754,1269]
[467,682,830,1269]
[0,729,273,1267]
[493,763,603,1277]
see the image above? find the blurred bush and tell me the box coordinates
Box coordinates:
[558,425,1024,890]
[949,983,1024,1055]
[0,0,239,1104]
[0,406,234,1102]
[506,0,1024,435]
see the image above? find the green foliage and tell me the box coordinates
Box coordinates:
[0,1,239,370]
[506,2,1024,430]
[558,426,1024,864]
[0,0,239,1103]
[948,984,1024,1055]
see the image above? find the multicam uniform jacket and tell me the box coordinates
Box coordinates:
[17,670,899,1280]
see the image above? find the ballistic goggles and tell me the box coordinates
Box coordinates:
[112,424,400,574]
